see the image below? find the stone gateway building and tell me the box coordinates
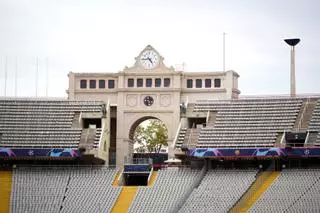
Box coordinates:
[67,45,240,166]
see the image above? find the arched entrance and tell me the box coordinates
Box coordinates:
[116,111,178,166]
[131,117,168,153]
[127,116,168,162]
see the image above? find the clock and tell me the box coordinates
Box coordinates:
[139,50,159,69]
[144,96,154,106]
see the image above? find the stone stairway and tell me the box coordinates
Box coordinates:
[79,128,96,150]
[175,128,187,148]
[206,111,217,127]
[305,132,318,146]
[294,99,318,131]
[275,132,284,146]
[183,128,201,148]
[71,112,81,128]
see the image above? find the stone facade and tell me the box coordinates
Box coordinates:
[67,45,240,166]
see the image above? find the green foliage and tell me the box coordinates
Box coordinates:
[133,119,168,153]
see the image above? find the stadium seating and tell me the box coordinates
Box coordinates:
[0,99,104,148]
[194,98,302,147]
[179,169,257,213]
[10,166,70,213]
[94,128,102,148]
[249,169,320,212]
[61,167,121,213]
[128,168,201,213]
[10,166,121,213]
[309,100,320,145]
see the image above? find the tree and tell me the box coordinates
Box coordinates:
[133,119,168,153]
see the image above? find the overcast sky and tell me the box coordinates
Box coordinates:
[0,0,319,98]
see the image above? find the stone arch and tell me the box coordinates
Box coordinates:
[127,114,174,143]
[117,112,177,166]
[129,116,164,142]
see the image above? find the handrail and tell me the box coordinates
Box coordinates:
[172,121,182,148]
[97,99,110,148]
[147,167,154,184]
[304,131,310,145]
[280,130,286,145]
[298,98,309,130]
[206,111,210,123]
[187,123,195,147]
[78,112,82,124]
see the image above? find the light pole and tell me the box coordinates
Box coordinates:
[284,38,300,97]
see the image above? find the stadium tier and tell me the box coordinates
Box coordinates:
[10,166,121,213]
[195,98,302,148]
[179,169,257,213]
[129,168,203,213]
[0,99,107,161]
[249,169,320,213]
[3,165,320,213]
[174,97,320,154]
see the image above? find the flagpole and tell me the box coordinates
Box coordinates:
[223,32,226,72]
[15,56,18,97]
[36,57,39,97]
[4,56,8,97]
[46,57,48,97]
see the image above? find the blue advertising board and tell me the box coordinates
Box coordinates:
[188,147,320,158]
[0,148,80,158]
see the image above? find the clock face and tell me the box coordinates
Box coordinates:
[140,50,159,69]
[144,96,154,106]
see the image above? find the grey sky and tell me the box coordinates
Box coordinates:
[0,0,319,97]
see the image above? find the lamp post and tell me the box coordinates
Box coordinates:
[284,38,300,97]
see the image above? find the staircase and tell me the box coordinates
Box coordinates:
[79,128,96,150]
[0,170,12,213]
[294,99,318,131]
[184,128,201,148]
[305,132,319,146]
[71,112,81,127]
[206,111,217,127]
[230,171,280,213]
[93,128,102,148]
[185,103,195,117]
[175,128,187,148]
[275,132,284,146]
[111,187,138,213]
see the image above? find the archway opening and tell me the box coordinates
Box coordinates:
[128,117,169,169]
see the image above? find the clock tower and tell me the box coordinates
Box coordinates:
[67,45,240,166]
[114,45,181,165]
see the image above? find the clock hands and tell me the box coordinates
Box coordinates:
[141,57,154,64]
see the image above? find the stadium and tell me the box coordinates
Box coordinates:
[1,44,320,213]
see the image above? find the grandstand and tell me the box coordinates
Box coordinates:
[1,45,320,212]
[0,95,320,213]
[0,98,109,163]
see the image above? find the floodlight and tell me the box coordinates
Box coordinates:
[284,38,301,97]
[284,38,300,46]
